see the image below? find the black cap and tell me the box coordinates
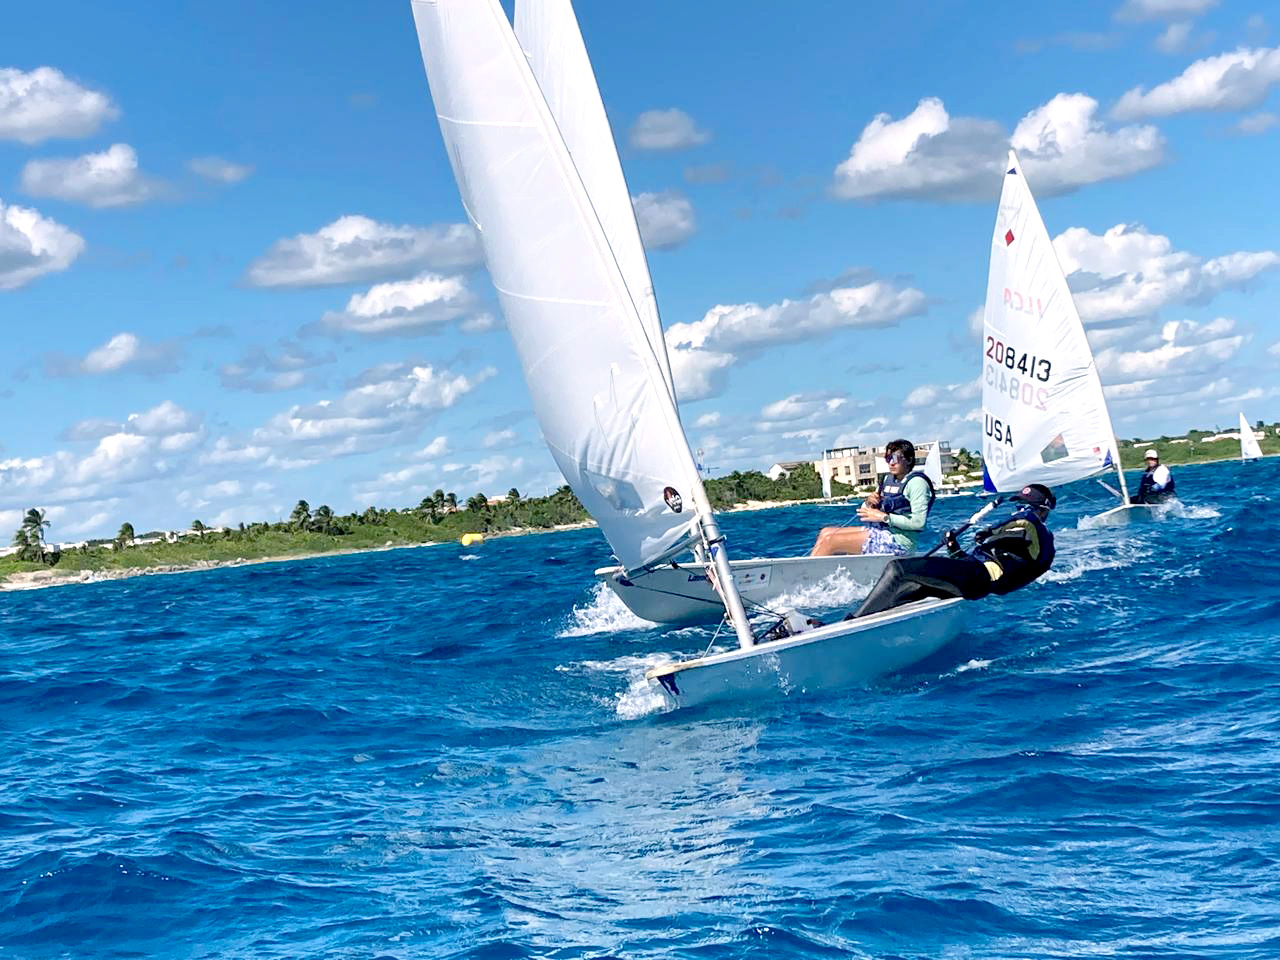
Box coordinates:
[1012,483,1056,510]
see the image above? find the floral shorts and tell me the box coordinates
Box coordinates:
[863,526,907,557]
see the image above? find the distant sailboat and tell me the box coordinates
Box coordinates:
[410,0,970,707]
[1240,412,1264,461]
[981,151,1157,526]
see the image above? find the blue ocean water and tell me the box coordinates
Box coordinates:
[3,459,1279,960]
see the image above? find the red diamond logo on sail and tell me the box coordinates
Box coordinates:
[1005,230,1015,246]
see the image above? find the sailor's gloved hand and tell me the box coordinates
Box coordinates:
[943,530,960,554]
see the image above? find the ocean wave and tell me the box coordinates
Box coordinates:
[555,582,655,636]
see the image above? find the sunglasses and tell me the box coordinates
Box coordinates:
[884,452,904,463]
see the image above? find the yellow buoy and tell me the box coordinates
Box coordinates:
[459,532,484,547]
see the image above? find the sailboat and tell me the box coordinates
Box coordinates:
[1240,412,1264,461]
[981,151,1157,526]
[410,0,970,707]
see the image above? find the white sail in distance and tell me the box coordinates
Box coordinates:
[410,0,703,573]
[923,442,943,488]
[1240,412,1264,460]
[513,0,675,401]
[981,150,1124,496]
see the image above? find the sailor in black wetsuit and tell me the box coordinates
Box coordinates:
[853,483,1057,618]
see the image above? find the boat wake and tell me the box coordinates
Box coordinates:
[557,650,677,719]
[762,570,872,617]
[1042,530,1155,583]
[556,582,655,637]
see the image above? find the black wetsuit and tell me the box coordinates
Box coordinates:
[854,509,1055,618]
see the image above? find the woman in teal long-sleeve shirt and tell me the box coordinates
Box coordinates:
[810,439,936,556]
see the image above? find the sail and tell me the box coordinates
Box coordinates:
[981,151,1121,493]
[411,0,703,572]
[922,442,943,488]
[512,0,675,400]
[1240,412,1264,460]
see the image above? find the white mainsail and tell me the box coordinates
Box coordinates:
[512,0,674,400]
[981,150,1127,499]
[1240,411,1264,460]
[411,0,755,648]
[410,0,696,572]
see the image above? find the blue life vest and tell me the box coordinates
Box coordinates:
[878,470,936,524]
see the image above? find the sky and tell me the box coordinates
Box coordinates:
[2,0,1279,541]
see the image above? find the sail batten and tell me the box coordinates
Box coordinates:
[981,150,1123,495]
[410,0,706,575]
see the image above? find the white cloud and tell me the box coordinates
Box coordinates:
[665,276,926,401]
[0,67,118,144]
[46,331,182,377]
[188,156,253,183]
[315,272,479,336]
[668,279,926,353]
[694,411,721,428]
[667,346,735,402]
[417,435,450,458]
[759,393,848,425]
[126,400,201,437]
[483,428,518,448]
[21,143,159,208]
[1154,21,1194,53]
[250,363,494,459]
[245,215,481,288]
[833,94,1164,202]
[1235,111,1279,134]
[0,199,84,290]
[1054,224,1280,324]
[1112,46,1280,119]
[629,108,710,150]
[61,417,120,442]
[631,191,696,251]
[49,332,180,378]
[220,341,334,393]
[1268,340,1280,357]
[1115,0,1217,21]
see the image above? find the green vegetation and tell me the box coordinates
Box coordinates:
[0,487,590,581]
[1117,422,1280,468]
[703,467,822,509]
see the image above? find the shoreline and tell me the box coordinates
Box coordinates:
[1,455,1254,594]
[0,520,597,594]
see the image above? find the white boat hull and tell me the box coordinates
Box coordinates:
[646,597,969,709]
[1083,503,1164,527]
[595,554,893,625]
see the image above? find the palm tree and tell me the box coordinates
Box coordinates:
[444,491,458,513]
[466,492,489,513]
[116,522,135,550]
[191,519,207,537]
[19,508,49,563]
[507,487,521,503]
[10,526,32,561]
[312,505,335,534]
[360,506,382,525]
[290,500,311,530]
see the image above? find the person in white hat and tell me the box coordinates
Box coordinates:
[1133,448,1176,504]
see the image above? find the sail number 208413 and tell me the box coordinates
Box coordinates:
[985,337,1051,381]
[985,363,1048,411]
